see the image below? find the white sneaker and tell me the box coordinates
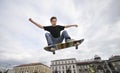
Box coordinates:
[66,39,75,42]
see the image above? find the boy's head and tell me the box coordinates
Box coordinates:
[50,16,57,26]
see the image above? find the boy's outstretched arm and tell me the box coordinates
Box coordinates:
[65,24,78,28]
[29,18,44,29]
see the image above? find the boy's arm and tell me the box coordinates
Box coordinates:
[29,18,44,29]
[65,24,78,28]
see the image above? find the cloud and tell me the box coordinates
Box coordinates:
[0,0,120,67]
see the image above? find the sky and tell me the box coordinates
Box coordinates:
[0,0,120,67]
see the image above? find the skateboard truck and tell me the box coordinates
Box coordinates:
[50,47,56,54]
[75,42,80,49]
[53,51,55,54]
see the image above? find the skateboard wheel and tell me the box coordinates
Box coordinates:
[53,51,55,54]
[75,45,78,49]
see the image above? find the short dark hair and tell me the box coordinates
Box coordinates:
[50,16,57,22]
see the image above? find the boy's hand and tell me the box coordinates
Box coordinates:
[74,24,78,27]
[29,18,32,21]
[28,18,43,29]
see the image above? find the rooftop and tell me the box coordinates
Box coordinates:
[51,58,76,62]
[76,60,104,65]
[15,63,49,68]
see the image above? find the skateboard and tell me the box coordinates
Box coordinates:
[44,39,84,54]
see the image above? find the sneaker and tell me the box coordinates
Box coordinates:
[51,47,55,51]
[66,39,75,42]
[48,44,56,50]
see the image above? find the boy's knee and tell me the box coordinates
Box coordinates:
[62,30,68,34]
[45,33,50,37]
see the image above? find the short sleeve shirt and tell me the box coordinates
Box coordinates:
[44,25,65,38]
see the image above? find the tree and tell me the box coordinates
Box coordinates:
[66,69,72,73]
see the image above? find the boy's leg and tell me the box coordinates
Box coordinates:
[45,33,54,45]
[62,30,71,42]
[57,30,71,43]
[45,33,57,51]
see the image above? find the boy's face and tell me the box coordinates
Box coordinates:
[51,19,57,26]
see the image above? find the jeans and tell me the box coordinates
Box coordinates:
[45,30,71,45]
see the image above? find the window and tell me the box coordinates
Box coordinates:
[72,61,74,63]
[68,60,70,63]
[62,61,64,64]
[60,61,61,64]
[63,61,65,64]
[84,65,87,69]
[56,66,57,70]
[55,62,57,65]
[67,65,70,70]
[51,67,54,70]
[87,65,89,68]
[57,66,59,70]
[59,66,61,69]
[112,63,115,66]
[66,66,67,69]
[22,71,24,73]
[115,67,118,70]
[74,70,76,73]
[79,69,81,72]
[52,62,54,65]
[73,65,75,68]
[62,66,64,69]
[57,61,59,64]
[65,61,67,64]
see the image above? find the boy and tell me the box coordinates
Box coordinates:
[29,16,78,46]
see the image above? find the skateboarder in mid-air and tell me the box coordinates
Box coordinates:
[29,16,78,46]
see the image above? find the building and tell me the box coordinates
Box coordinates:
[0,68,9,73]
[76,55,111,73]
[50,55,120,73]
[51,58,78,73]
[77,55,104,73]
[8,69,15,73]
[14,63,51,73]
[108,55,120,73]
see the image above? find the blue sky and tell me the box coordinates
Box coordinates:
[0,0,120,67]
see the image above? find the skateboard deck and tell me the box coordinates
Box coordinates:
[44,39,84,54]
